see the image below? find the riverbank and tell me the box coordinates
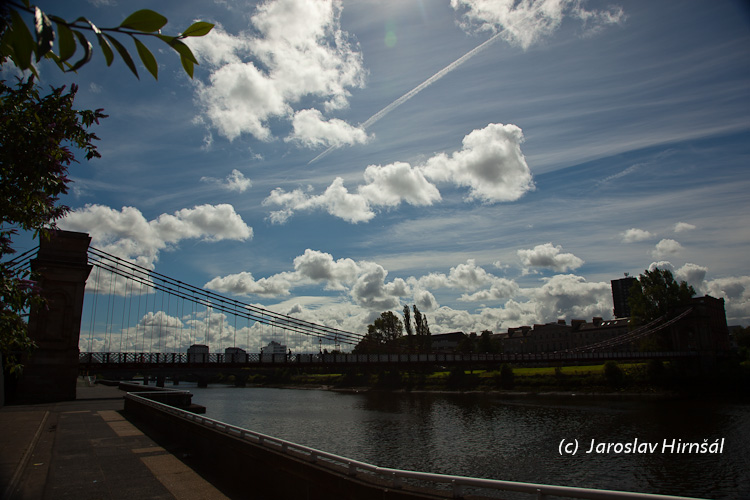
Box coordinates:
[204,359,750,400]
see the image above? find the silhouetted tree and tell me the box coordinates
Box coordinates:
[402,304,414,352]
[628,268,695,327]
[0,4,212,372]
[412,305,431,353]
[353,311,404,354]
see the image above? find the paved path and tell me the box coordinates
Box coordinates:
[0,382,229,500]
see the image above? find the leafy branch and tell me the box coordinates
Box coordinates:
[0,1,214,79]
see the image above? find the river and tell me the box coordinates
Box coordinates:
[185,385,750,499]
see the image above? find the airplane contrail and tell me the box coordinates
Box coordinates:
[309,31,503,164]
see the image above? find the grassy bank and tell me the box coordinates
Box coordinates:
[211,358,750,397]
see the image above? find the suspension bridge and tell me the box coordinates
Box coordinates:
[6,231,722,384]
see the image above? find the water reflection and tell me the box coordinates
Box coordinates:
[188,386,750,499]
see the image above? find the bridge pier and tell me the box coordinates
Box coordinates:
[197,376,208,388]
[156,375,166,388]
[13,231,92,403]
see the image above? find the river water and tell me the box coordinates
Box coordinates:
[185,385,750,499]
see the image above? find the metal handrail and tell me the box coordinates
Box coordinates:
[124,392,707,500]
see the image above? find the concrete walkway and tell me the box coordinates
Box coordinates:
[0,382,229,500]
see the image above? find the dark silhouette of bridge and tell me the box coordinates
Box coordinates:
[10,230,728,397]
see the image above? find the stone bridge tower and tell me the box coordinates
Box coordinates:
[14,230,92,403]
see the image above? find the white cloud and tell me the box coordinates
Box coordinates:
[204,271,295,297]
[674,222,697,233]
[358,162,441,207]
[188,0,366,143]
[286,109,369,148]
[705,276,750,325]
[517,243,584,272]
[451,0,625,50]
[350,263,408,311]
[652,238,683,258]
[201,169,252,193]
[621,228,654,243]
[265,123,533,223]
[423,123,535,203]
[60,204,252,269]
[293,249,361,290]
[675,263,707,289]
[648,261,674,273]
[529,274,613,322]
[264,178,375,224]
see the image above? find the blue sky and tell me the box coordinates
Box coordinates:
[9,0,750,350]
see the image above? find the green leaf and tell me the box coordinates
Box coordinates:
[43,51,73,72]
[104,34,138,79]
[167,39,197,64]
[180,53,195,78]
[69,31,92,72]
[95,33,114,66]
[8,10,35,70]
[181,22,214,38]
[55,22,76,62]
[133,38,158,80]
[33,7,55,61]
[119,10,168,33]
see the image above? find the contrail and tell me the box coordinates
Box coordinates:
[309,31,503,164]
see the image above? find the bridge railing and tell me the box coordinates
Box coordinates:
[80,350,704,366]
[124,391,705,500]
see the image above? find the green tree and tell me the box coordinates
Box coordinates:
[628,268,696,327]
[478,329,500,353]
[0,4,213,373]
[1,79,105,372]
[353,311,404,354]
[1,2,213,79]
[402,304,414,352]
[412,305,431,353]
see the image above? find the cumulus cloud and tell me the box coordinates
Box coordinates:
[652,239,683,258]
[188,0,366,144]
[451,0,625,50]
[60,204,252,269]
[293,249,361,290]
[530,274,613,322]
[201,169,252,193]
[422,123,534,203]
[412,259,516,296]
[359,162,442,207]
[264,123,533,223]
[518,243,584,272]
[675,263,707,289]
[674,222,696,233]
[621,228,654,243]
[705,276,750,324]
[286,109,369,148]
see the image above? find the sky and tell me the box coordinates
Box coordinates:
[7,0,750,351]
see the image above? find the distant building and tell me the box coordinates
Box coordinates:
[187,344,209,362]
[611,275,638,318]
[501,295,730,354]
[224,347,247,363]
[260,340,287,361]
[431,332,466,352]
[502,318,630,354]
[667,296,730,352]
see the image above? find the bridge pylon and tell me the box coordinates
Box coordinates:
[15,230,92,402]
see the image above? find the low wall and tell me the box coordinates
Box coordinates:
[123,395,447,500]
[118,382,205,413]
